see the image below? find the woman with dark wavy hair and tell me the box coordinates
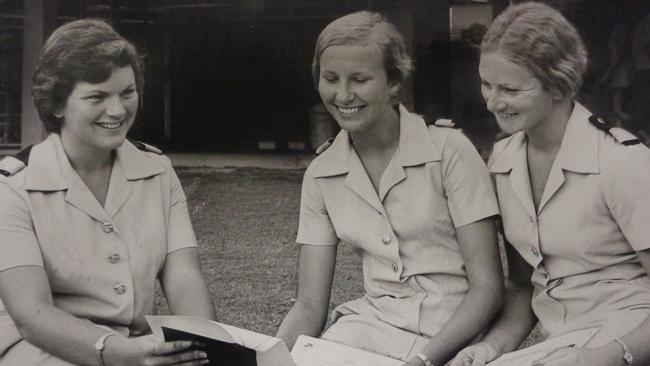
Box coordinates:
[0,19,215,365]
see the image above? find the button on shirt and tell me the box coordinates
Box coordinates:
[297,105,499,337]
[0,133,198,352]
[489,103,650,344]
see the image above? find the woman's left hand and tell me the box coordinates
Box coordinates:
[531,346,617,366]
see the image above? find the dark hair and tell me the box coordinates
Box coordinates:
[32,19,145,133]
[481,2,587,99]
[312,11,413,88]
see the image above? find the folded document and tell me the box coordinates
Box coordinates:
[292,335,402,366]
[146,315,401,366]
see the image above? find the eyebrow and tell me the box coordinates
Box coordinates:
[320,70,371,77]
[480,78,525,88]
[80,83,137,94]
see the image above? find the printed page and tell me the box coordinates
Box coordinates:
[486,327,600,366]
[291,335,403,366]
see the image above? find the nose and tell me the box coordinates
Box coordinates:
[105,95,126,118]
[484,90,506,113]
[335,82,354,105]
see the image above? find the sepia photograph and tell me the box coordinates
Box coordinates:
[0,1,649,365]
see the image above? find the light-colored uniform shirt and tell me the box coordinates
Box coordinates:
[297,105,498,357]
[0,133,197,358]
[489,103,650,347]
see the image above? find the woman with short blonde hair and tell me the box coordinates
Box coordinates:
[453,3,650,365]
[278,11,504,366]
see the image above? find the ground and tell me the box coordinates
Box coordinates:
[154,167,364,336]
[155,166,539,347]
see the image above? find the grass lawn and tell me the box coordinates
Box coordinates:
[155,166,540,347]
[154,167,364,336]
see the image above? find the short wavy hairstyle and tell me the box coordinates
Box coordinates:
[312,11,413,88]
[32,18,145,133]
[481,2,587,99]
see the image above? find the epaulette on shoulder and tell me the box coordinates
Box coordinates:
[131,140,163,155]
[315,138,334,155]
[433,118,456,128]
[0,145,32,177]
[588,115,640,146]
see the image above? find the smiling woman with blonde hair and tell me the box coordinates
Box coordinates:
[452,3,650,366]
[277,10,504,366]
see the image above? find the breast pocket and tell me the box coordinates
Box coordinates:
[129,207,168,276]
[120,183,169,279]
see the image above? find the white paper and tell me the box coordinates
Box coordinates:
[147,316,406,366]
[145,315,296,366]
[291,335,403,366]
[486,327,600,366]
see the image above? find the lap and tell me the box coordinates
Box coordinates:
[321,313,429,361]
[582,309,650,348]
[541,308,650,349]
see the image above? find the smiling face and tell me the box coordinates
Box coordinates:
[479,52,559,135]
[58,66,138,153]
[318,44,400,134]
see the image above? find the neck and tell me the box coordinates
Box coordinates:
[349,105,400,152]
[526,99,573,153]
[60,134,113,173]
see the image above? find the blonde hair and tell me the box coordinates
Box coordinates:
[481,2,587,99]
[312,11,413,87]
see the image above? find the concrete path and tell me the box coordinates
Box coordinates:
[168,153,315,169]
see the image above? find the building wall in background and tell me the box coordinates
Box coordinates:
[5,0,645,152]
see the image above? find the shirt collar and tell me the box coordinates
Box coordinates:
[114,139,167,179]
[397,104,442,166]
[553,102,600,174]
[25,134,165,191]
[24,134,68,191]
[488,132,525,174]
[489,102,600,174]
[311,104,442,178]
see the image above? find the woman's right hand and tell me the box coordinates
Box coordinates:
[105,335,209,366]
[450,341,501,366]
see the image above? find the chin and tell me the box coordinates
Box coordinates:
[497,126,517,135]
[102,136,128,151]
[495,120,523,135]
[337,120,367,134]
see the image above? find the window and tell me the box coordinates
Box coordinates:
[0,5,23,147]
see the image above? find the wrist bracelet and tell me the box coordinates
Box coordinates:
[613,338,634,365]
[415,352,434,366]
[94,332,118,366]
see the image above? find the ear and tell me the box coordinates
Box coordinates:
[549,87,565,101]
[388,80,402,97]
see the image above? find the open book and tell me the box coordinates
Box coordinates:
[146,315,401,366]
[486,327,600,366]
[292,335,402,366]
[146,315,293,366]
